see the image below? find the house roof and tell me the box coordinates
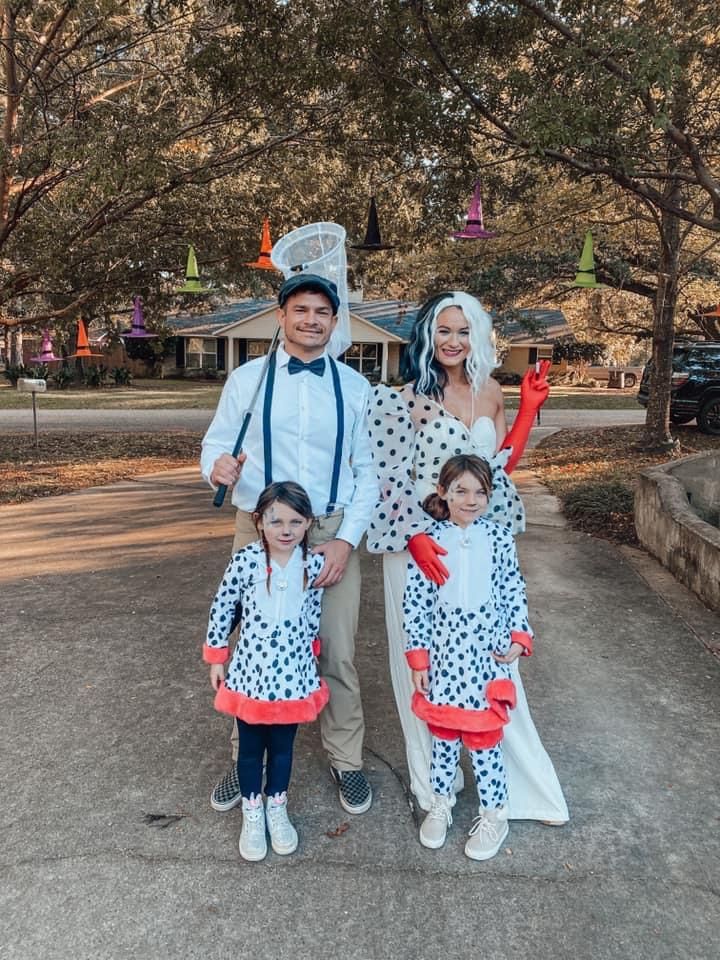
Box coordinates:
[165,298,568,344]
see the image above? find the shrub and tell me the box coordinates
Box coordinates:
[84,364,109,388]
[51,367,75,390]
[112,366,133,385]
[3,363,28,386]
[561,480,635,535]
[494,371,522,385]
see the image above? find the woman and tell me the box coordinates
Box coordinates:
[367,291,568,823]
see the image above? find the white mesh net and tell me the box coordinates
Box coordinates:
[270,222,351,358]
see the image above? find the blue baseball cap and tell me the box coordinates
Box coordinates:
[277,273,340,314]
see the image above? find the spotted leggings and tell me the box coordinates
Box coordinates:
[430,736,508,809]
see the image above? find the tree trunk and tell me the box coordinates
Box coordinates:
[9,323,22,365]
[643,199,681,450]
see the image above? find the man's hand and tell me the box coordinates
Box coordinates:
[210,451,247,488]
[312,538,353,587]
[412,669,429,694]
[209,663,225,691]
[408,533,449,585]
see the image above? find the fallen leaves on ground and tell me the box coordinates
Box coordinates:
[326,822,350,838]
[0,431,202,505]
[532,425,720,544]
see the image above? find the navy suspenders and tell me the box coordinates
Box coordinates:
[261,354,345,514]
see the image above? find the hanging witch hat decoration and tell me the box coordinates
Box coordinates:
[452,181,497,240]
[177,244,210,294]
[701,304,720,318]
[29,329,62,363]
[246,218,278,270]
[572,230,604,288]
[352,196,394,251]
[68,318,103,359]
[123,296,157,339]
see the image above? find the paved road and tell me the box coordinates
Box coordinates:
[1,467,718,960]
[2,406,647,434]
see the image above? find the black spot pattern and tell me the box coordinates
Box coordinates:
[366,385,525,554]
[431,738,508,808]
[206,542,325,703]
[402,518,531,716]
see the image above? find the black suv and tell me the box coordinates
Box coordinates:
[638,341,720,434]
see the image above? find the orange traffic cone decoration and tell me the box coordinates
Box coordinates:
[68,318,102,359]
[246,218,278,270]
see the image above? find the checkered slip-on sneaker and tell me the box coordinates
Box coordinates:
[330,766,373,815]
[210,767,243,812]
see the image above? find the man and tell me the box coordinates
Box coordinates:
[201,273,378,815]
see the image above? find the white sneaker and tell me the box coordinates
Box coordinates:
[239,796,267,862]
[419,793,454,849]
[265,792,298,855]
[465,806,509,861]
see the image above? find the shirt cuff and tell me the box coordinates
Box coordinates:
[511,630,533,657]
[203,643,230,664]
[405,648,430,670]
[335,518,363,549]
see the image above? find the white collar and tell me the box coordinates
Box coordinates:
[277,342,330,369]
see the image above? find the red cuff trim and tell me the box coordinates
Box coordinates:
[203,644,229,664]
[426,722,504,749]
[511,630,534,657]
[406,649,430,670]
[214,679,329,724]
[312,637,321,657]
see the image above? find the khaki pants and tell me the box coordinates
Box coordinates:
[229,509,364,771]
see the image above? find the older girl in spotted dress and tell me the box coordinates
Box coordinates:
[203,481,327,862]
[403,455,541,860]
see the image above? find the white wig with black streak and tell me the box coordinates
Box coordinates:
[402,291,498,399]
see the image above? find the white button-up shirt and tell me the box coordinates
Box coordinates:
[201,344,378,547]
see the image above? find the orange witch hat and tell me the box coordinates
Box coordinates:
[68,318,102,358]
[246,217,278,270]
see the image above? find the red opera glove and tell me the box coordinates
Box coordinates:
[502,360,551,474]
[408,533,449,585]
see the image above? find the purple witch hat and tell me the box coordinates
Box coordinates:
[452,181,497,240]
[29,329,62,363]
[123,297,157,339]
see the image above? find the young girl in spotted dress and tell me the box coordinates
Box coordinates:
[203,481,327,862]
[403,455,539,860]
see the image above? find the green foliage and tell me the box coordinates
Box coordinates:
[561,480,635,534]
[111,367,133,386]
[51,367,76,391]
[83,365,109,389]
[2,364,28,387]
[552,337,606,365]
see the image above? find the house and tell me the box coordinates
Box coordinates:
[161,299,572,382]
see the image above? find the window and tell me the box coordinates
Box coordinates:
[247,339,273,360]
[344,343,382,381]
[185,337,217,370]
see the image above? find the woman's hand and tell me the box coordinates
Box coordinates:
[519,360,551,412]
[493,642,525,665]
[209,663,225,691]
[412,669,429,694]
[408,533,449,585]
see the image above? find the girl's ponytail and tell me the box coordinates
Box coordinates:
[422,491,450,520]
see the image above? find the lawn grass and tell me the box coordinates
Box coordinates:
[503,387,640,410]
[531,424,720,544]
[0,431,202,504]
[0,378,222,409]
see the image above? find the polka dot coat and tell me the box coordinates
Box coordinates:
[366,385,525,553]
[402,517,533,738]
[203,542,329,724]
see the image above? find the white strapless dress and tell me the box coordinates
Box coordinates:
[368,385,569,822]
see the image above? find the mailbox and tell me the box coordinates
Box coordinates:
[17,378,47,393]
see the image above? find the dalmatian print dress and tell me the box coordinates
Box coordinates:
[203,542,329,724]
[402,516,533,745]
[366,385,525,552]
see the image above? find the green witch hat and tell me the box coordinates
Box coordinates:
[572,230,604,288]
[177,244,210,294]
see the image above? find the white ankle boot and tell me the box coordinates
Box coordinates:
[465,805,509,861]
[419,793,454,849]
[265,792,298,855]
[239,796,267,861]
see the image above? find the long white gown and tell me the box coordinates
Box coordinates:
[367,386,569,821]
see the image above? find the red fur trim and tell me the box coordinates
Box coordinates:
[462,729,504,749]
[411,678,516,733]
[312,636,321,656]
[511,630,533,657]
[405,648,430,670]
[214,679,329,724]
[203,644,229,664]
[427,723,461,741]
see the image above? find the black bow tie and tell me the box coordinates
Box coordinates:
[287,356,326,377]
